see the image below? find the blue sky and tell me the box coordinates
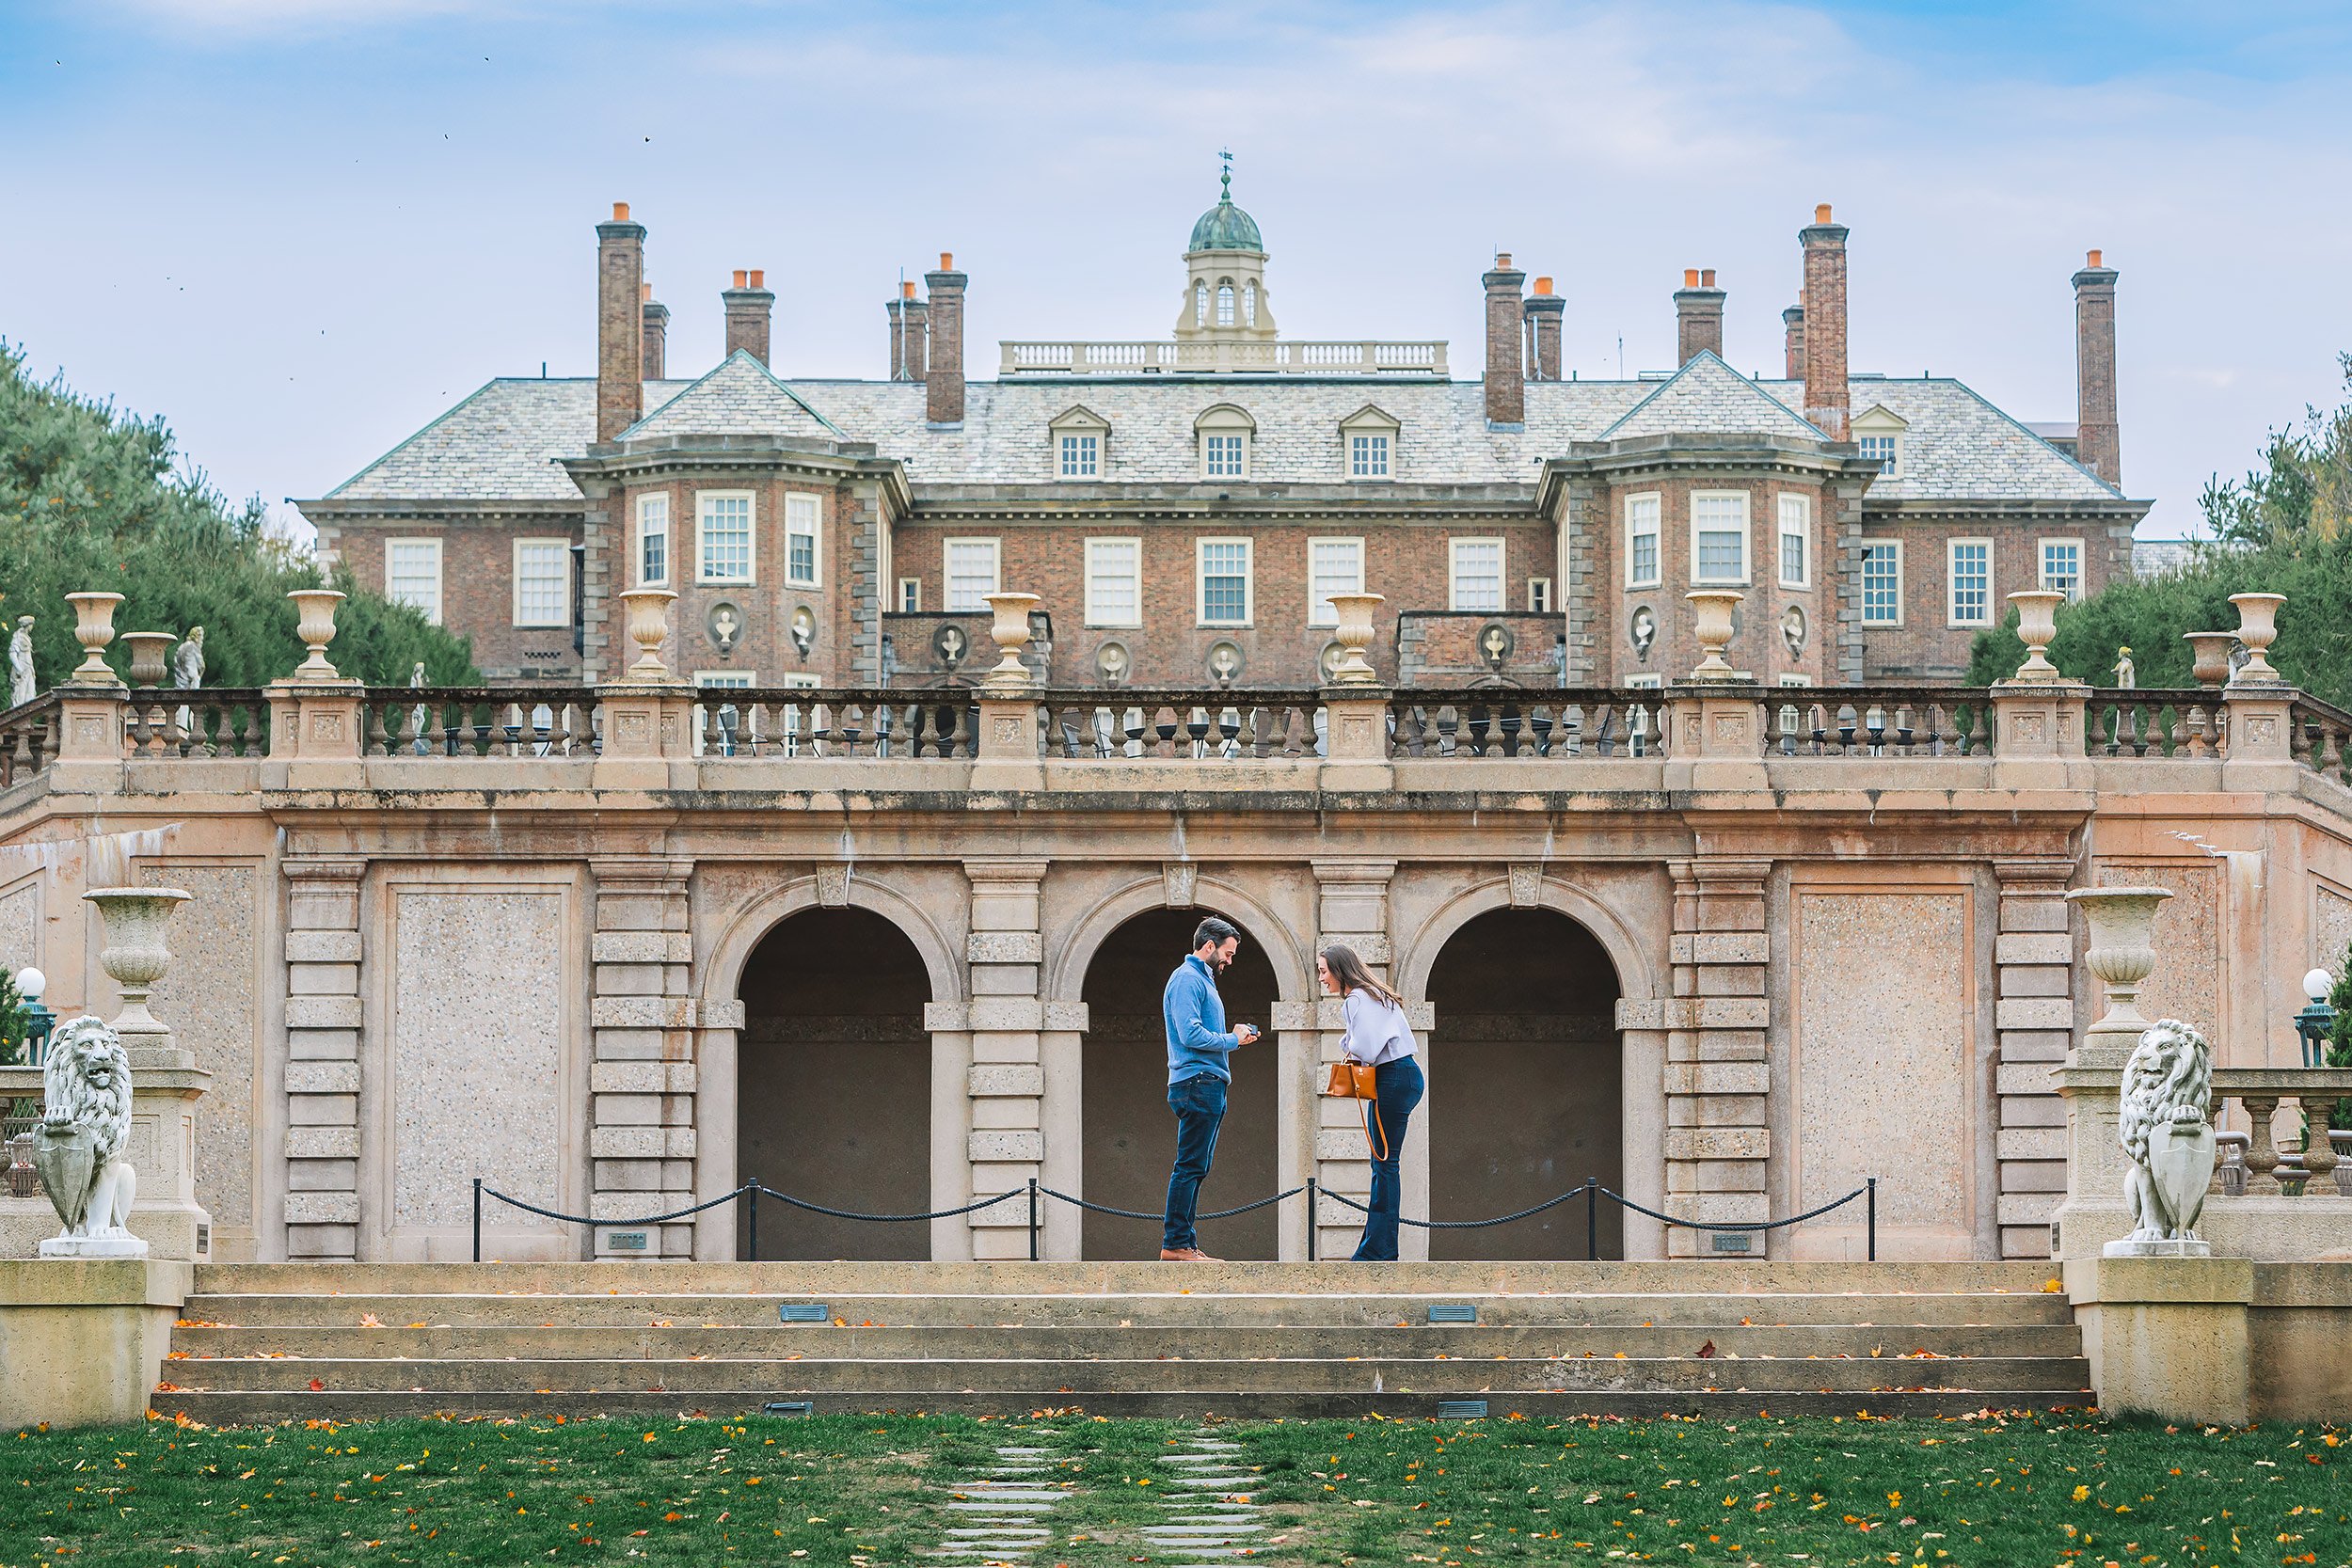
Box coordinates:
[6,1,2349,538]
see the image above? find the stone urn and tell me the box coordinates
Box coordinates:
[1325,592,1386,685]
[981,592,1043,690]
[2227,592,2286,683]
[2004,590,2068,682]
[120,632,176,689]
[2182,630,2235,689]
[64,591,125,685]
[617,588,678,681]
[286,588,347,680]
[85,886,192,1053]
[1684,590,1742,681]
[2066,885,2172,1062]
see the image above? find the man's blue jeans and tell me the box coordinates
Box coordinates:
[1354,1055,1425,1261]
[1162,1072,1228,1252]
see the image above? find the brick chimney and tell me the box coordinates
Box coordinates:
[640,282,669,382]
[1781,304,1805,381]
[1674,267,1725,363]
[1482,251,1526,427]
[924,251,967,425]
[1522,276,1564,383]
[723,268,774,365]
[2072,248,2122,487]
[1799,204,1851,439]
[595,201,644,443]
[886,278,929,382]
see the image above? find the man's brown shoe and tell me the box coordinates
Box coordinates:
[1158,1247,1220,1261]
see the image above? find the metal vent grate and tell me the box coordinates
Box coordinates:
[778,1303,830,1323]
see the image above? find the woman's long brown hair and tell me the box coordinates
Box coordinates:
[1321,942,1404,1010]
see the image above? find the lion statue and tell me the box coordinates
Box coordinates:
[32,1015,141,1256]
[2116,1018,2216,1247]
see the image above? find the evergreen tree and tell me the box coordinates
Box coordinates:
[0,341,475,693]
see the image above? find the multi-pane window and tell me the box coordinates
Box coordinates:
[1692,493,1749,583]
[1861,541,1903,626]
[1194,282,1208,325]
[1350,433,1390,479]
[1626,494,1661,587]
[697,492,753,583]
[945,538,1000,611]
[693,671,754,758]
[1216,283,1235,326]
[1528,578,1553,613]
[1777,494,1810,587]
[1949,539,1992,626]
[1085,537,1140,626]
[2041,539,2083,602]
[513,539,569,627]
[637,495,669,586]
[1198,539,1251,625]
[1059,432,1099,478]
[1308,537,1364,625]
[387,539,443,624]
[1450,538,1504,611]
[1243,283,1257,326]
[786,493,819,586]
[1204,433,1246,478]
[1859,434,1900,475]
[898,578,921,613]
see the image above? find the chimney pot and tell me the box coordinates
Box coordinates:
[732,268,747,289]
[1815,203,1833,224]
[1674,266,1725,364]
[1533,276,1554,295]
[1684,268,1700,287]
[939,251,953,271]
[640,282,651,303]
[1701,268,1715,288]
[1496,251,1513,268]
[749,268,765,289]
[2087,247,2103,268]
[901,279,916,299]
[723,269,775,366]
[612,201,629,222]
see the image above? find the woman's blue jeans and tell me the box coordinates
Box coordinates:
[1353,1054,1424,1261]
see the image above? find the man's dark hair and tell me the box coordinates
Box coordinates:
[1192,916,1240,953]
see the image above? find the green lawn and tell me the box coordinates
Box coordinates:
[6,1410,2347,1567]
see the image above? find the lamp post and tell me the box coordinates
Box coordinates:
[2296,968,2338,1069]
[14,965,54,1066]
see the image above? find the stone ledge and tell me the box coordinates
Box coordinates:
[592,931,692,965]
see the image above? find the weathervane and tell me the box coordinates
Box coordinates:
[1218,148,1232,200]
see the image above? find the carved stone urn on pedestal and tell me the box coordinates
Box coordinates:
[1684,590,1743,681]
[1324,592,1385,685]
[617,589,679,681]
[86,886,192,1056]
[2065,885,2172,1069]
[63,592,125,685]
[981,592,1042,691]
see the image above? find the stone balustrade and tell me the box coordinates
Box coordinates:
[998,338,1450,377]
[2208,1068,2352,1197]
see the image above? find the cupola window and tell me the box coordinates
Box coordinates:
[1195,282,1208,326]
[1243,283,1257,326]
[1216,283,1235,327]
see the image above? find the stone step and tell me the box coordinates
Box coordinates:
[179,1290,2069,1329]
[153,1386,2090,1425]
[152,1352,2089,1394]
[166,1322,2082,1359]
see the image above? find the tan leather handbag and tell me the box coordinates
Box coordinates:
[1322,1059,1377,1100]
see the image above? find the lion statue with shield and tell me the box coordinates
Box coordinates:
[32,1015,144,1257]
[2111,1018,2217,1253]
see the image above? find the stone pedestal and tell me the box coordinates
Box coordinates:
[594,683,693,789]
[1317,689,1393,793]
[970,695,1043,792]
[50,688,128,793]
[263,679,367,789]
[2219,682,2297,792]
[1989,679,2090,791]
[0,1259,194,1429]
[2052,885,2172,1259]
[1663,686,1766,792]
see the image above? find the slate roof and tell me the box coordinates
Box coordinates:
[318,364,2127,507]
[1601,352,1825,443]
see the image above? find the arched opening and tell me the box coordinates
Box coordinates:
[1079,909,1279,1259]
[737,907,930,1259]
[1426,908,1623,1259]
[1216,281,1236,326]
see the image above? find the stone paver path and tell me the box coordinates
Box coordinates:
[1142,1434,1269,1563]
[926,1441,1070,1564]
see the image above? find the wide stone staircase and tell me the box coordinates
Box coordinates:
[159,1260,2090,1424]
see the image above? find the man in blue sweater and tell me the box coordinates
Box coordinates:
[1160,916,1261,1261]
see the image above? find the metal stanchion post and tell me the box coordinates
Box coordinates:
[747,1183,758,1262]
[1586,1179,1598,1261]
[1027,1178,1040,1261]
[471,1178,482,1263]
[1866,1176,1878,1262]
[1305,1178,1317,1261]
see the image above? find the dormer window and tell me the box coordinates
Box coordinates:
[1338,404,1401,483]
[1048,405,1110,482]
[1216,282,1236,327]
[1851,404,1910,479]
[1194,404,1255,481]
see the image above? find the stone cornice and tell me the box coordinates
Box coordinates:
[907,482,1536,524]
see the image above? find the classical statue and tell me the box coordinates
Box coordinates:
[32,1015,144,1258]
[171,626,205,689]
[1629,606,1657,662]
[2113,645,2137,689]
[8,614,34,709]
[1781,605,1807,658]
[2108,1018,2217,1256]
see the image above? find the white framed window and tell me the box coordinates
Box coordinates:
[1308,537,1365,626]
[696,490,755,584]
[1350,433,1390,479]
[1204,432,1246,478]
[1860,539,1903,626]
[1625,493,1661,588]
[1197,537,1253,626]
[898,577,921,613]
[1244,282,1258,326]
[1450,537,1505,611]
[1194,281,1208,325]
[1216,281,1235,326]
[1625,672,1664,690]
[512,538,570,627]
[2040,537,2084,602]
[386,537,443,624]
[1528,578,1553,614]
[636,494,670,587]
[1859,433,1900,476]
[1777,673,1815,688]
[1085,537,1141,626]
[784,492,819,587]
[1777,494,1810,589]
[1948,538,1993,626]
[1691,492,1750,584]
[944,537,1001,612]
[1059,432,1099,479]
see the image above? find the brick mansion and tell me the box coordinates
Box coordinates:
[300,183,2145,693]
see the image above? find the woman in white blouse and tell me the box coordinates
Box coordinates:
[1318,942,1423,1260]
